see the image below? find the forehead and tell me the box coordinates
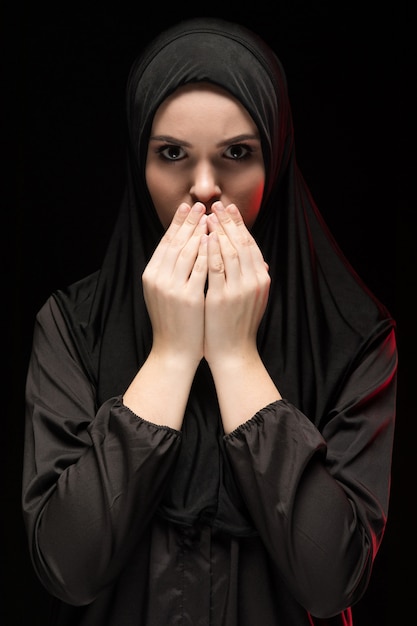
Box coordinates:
[151,82,258,132]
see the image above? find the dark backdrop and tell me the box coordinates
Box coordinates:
[3,2,413,624]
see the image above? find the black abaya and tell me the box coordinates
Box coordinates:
[22,17,397,625]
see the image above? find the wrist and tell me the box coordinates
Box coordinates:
[207,351,281,434]
[151,345,201,376]
[205,344,260,377]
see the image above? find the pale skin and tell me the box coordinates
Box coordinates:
[123,83,281,434]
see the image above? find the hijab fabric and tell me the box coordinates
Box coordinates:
[56,17,391,535]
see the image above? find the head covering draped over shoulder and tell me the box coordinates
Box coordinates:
[56,17,393,535]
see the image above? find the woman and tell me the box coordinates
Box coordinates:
[22,17,397,625]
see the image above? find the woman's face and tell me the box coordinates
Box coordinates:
[145,83,265,229]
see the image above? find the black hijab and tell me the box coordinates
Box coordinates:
[56,17,392,535]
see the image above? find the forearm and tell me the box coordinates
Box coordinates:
[209,350,281,434]
[123,350,198,430]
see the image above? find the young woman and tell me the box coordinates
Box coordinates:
[22,17,397,625]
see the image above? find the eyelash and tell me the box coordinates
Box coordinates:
[156,145,185,161]
[155,143,254,162]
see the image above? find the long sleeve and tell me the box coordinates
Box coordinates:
[22,297,182,606]
[224,326,397,618]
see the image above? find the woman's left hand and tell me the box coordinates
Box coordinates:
[204,202,271,369]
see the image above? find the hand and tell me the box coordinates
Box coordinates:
[204,202,271,369]
[142,202,208,368]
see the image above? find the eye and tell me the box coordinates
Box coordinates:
[157,144,187,161]
[224,143,252,160]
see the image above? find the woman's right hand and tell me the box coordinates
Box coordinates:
[142,202,208,369]
[123,203,207,428]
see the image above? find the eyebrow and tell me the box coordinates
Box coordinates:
[148,133,260,147]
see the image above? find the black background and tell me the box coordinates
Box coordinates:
[2,2,414,624]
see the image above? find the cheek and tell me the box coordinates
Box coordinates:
[235,170,265,227]
[250,178,265,210]
[145,163,165,205]
[145,165,177,228]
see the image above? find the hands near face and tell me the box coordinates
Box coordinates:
[142,201,270,372]
[142,202,209,369]
[204,203,270,370]
[128,201,277,431]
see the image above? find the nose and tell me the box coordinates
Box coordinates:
[189,162,221,209]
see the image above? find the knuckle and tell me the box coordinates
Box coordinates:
[239,234,254,247]
[211,257,225,273]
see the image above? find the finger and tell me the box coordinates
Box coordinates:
[207,213,242,283]
[147,203,191,268]
[163,202,206,260]
[150,202,206,270]
[216,202,253,249]
[209,203,257,282]
[171,214,208,284]
[187,233,209,292]
[207,231,227,289]
[167,202,206,243]
[214,202,267,277]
